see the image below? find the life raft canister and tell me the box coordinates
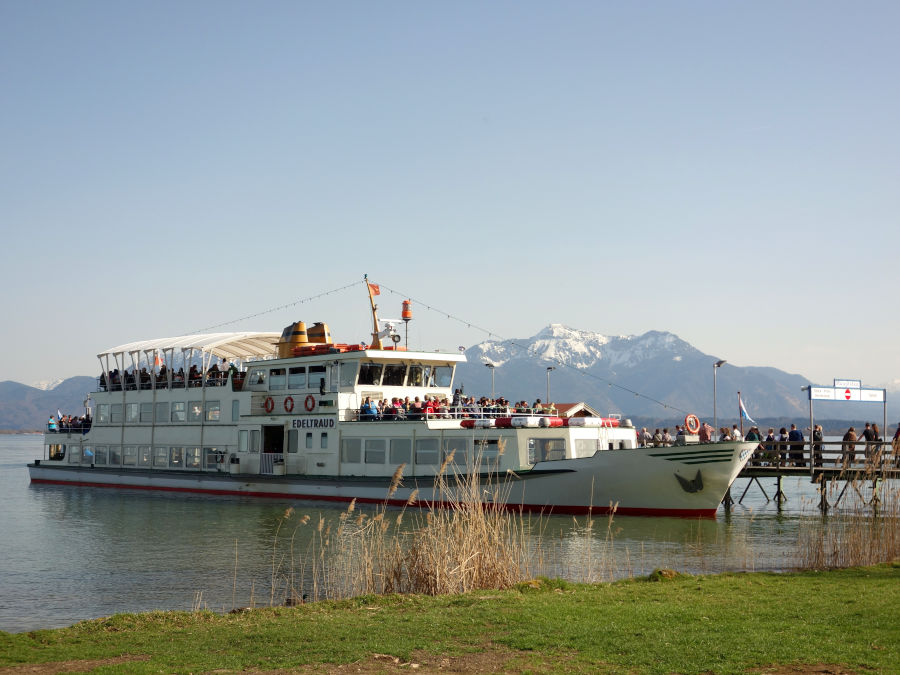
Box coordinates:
[684,414,701,435]
[304,395,316,412]
[284,396,294,413]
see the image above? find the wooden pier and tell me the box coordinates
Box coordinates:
[725,439,899,511]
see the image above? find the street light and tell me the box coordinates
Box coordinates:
[484,363,495,399]
[713,359,726,437]
[546,366,556,404]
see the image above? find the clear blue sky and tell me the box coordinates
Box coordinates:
[2,1,898,392]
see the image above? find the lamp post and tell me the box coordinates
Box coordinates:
[484,363,495,399]
[546,366,555,404]
[713,359,726,437]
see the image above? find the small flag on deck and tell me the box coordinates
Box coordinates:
[57,409,62,420]
[739,395,756,425]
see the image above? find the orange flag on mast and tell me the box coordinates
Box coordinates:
[368,282,380,296]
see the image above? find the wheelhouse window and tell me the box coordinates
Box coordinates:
[407,365,423,387]
[382,364,406,386]
[339,362,357,387]
[247,367,268,391]
[358,362,383,386]
[433,366,453,387]
[288,366,306,389]
[269,368,286,390]
[309,365,326,392]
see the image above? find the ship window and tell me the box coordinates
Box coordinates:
[250,430,260,453]
[123,446,137,466]
[305,432,312,449]
[288,367,306,389]
[205,401,220,422]
[232,400,240,421]
[320,432,328,449]
[309,365,326,392]
[382,364,405,386]
[155,402,169,423]
[527,438,566,463]
[358,363,383,386]
[574,439,600,458]
[342,438,362,463]
[94,446,107,465]
[140,403,153,423]
[169,447,184,468]
[96,404,109,424]
[48,444,65,460]
[138,446,151,467]
[287,430,298,453]
[365,439,386,464]
[443,438,468,466]
[171,402,186,422]
[474,439,500,466]
[126,403,139,423]
[82,447,94,465]
[415,438,439,465]
[204,448,220,469]
[188,401,202,422]
[339,362,357,387]
[68,447,81,464]
[269,368,286,390]
[407,366,423,387]
[110,404,123,423]
[153,447,168,467]
[109,446,122,465]
[247,367,268,391]
[390,438,411,464]
[239,430,248,452]
[433,366,453,388]
[186,447,201,468]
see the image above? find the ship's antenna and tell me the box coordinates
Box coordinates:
[364,274,383,350]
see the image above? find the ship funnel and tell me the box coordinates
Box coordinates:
[307,322,332,344]
[277,321,308,358]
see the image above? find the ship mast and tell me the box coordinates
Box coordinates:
[364,275,383,350]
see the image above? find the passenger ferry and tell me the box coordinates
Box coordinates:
[29,281,757,517]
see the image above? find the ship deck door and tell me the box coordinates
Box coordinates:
[262,425,285,453]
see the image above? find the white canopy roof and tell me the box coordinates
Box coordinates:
[98,332,281,361]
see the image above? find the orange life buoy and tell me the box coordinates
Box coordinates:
[684,414,701,435]
[304,395,316,412]
[264,396,275,413]
[284,396,294,413]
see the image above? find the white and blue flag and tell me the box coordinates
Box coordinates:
[739,395,756,425]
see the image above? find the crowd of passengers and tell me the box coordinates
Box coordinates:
[359,391,557,421]
[99,360,239,391]
[47,413,92,433]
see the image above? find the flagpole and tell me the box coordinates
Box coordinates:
[738,391,743,437]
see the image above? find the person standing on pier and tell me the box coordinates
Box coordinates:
[860,422,875,462]
[788,424,805,467]
[812,424,824,467]
[842,427,857,468]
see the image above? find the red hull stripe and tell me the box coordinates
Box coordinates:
[28,478,718,519]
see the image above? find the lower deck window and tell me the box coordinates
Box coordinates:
[390,439,411,464]
[365,439,386,464]
[527,438,566,463]
[342,438,362,463]
[415,438,439,465]
[186,447,201,468]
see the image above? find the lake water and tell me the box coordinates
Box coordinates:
[0,434,877,633]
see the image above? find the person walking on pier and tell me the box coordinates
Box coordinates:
[860,422,875,463]
[788,424,805,467]
[812,424,824,467]
[842,427,857,468]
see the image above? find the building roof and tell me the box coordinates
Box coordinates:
[98,332,281,361]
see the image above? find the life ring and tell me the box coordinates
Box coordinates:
[284,396,294,413]
[304,395,316,412]
[684,414,701,435]
[264,396,275,414]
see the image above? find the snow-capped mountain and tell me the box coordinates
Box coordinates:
[30,378,64,391]
[459,325,816,420]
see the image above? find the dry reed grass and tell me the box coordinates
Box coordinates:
[796,462,900,569]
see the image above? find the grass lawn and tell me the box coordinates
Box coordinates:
[1,564,897,674]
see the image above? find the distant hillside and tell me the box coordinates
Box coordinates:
[0,377,96,430]
[456,325,898,425]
